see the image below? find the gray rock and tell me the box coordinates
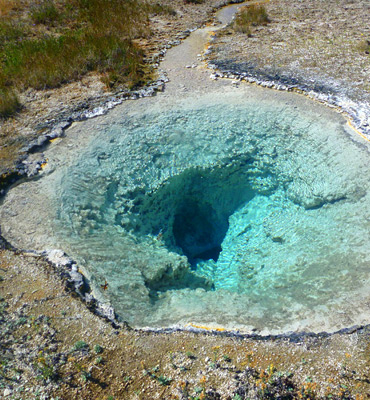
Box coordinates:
[43,249,74,268]
[96,302,116,321]
[70,265,84,291]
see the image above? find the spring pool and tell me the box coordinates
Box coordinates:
[2,88,370,333]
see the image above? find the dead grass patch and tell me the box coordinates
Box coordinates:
[0,0,19,16]
[357,39,370,54]
[232,5,270,35]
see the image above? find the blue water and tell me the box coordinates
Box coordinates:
[46,93,370,332]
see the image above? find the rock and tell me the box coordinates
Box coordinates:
[96,302,116,321]
[44,249,74,268]
[4,388,12,397]
[70,265,84,291]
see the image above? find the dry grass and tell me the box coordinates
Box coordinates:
[146,2,177,16]
[0,0,19,16]
[0,88,21,119]
[232,5,270,35]
[357,39,370,54]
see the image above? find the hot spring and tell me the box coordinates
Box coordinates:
[2,88,370,333]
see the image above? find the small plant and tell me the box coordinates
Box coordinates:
[72,340,89,352]
[223,354,231,362]
[80,370,92,382]
[34,351,57,381]
[95,356,103,365]
[143,365,172,386]
[209,346,220,369]
[94,344,103,354]
[186,351,196,359]
[157,375,172,386]
[15,316,27,326]
[194,375,207,399]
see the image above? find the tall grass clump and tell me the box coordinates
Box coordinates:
[0,88,21,118]
[146,2,177,16]
[30,1,60,25]
[73,0,150,39]
[233,5,270,35]
[0,20,27,43]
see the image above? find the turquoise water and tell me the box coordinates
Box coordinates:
[37,93,370,331]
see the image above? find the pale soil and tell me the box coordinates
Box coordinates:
[1,0,370,399]
[2,247,370,399]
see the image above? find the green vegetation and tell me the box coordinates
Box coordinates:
[30,0,61,25]
[72,340,89,352]
[94,344,104,354]
[232,5,270,36]
[0,0,151,118]
[143,365,172,386]
[34,351,58,381]
[0,20,27,42]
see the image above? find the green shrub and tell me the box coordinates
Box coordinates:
[233,5,270,35]
[72,340,89,351]
[94,344,103,354]
[30,1,60,25]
